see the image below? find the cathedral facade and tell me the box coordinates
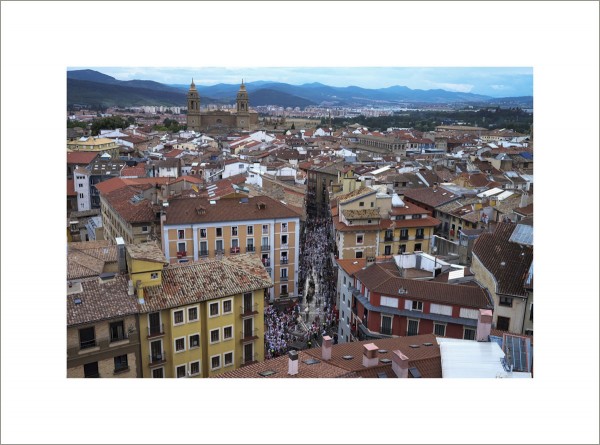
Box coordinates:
[186,79,258,132]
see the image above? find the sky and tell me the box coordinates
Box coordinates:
[68,66,533,97]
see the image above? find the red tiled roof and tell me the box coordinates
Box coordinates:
[95,177,172,195]
[120,163,147,178]
[402,187,461,208]
[67,151,99,165]
[335,258,368,276]
[104,187,157,223]
[163,149,184,158]
[165,195,300,225]
[472,222,533,297]
[356,262,491,308]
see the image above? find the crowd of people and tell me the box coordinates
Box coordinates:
[264,195,339,358]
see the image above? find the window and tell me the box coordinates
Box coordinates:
[224,352,234,367]
[412,301,423,311]
[281,284,288,295]
[359,201,364,207]
[189,334,200,348]
[175,337,186,352]
[499,296,513,307]
[380,296,398,308]
[281,268,288,278]
[414,243,422,251]
[407,319,419,336]
[188,306,198,322]
[199,241,208,256]
[210,329,220,343]
[190,361,200,376]
[343,276,347,285]
[79,193,84,199]
[281,222,288,232]
[384,245,392,255]
[216,227,223,237]
[434,323,446,337]
[370,202,374,207]
[209,302,219,317]
[178,229,185,239]
[200,228,207,238]
[223,326,233,340]
[399,244,406,254]
[109,321,125,342]
[413,214,422,219]
[79,183,83,188]
[496,316,510,331]
[177,242,186,253]
[84,361,99,378]
[463,328,476,340]
[281,234,288,246]
[356,234,364,245]
[247,226,253,235]
[150,272,159,280]
[176,364,187,378]
[173,309,184,325]
[222,299,232,314]
[262,224,269,234]
[114,354,128,372]
[416,228,424,239]
[216,239,224,253]
[231,226,238,236]
[355,251,363,259]
[381,315,393,335]
[79,327,96,349]
[211,355,221,370]
[152,367,164,378]
[142,226,149,233]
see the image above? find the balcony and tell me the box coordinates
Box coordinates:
[280,293,289,298]
[240,353,259,367]
[240,303,259,317]
[239,328,259,343]
[380,327,393,336]
[399,235,409,241]
[246,245,255,253]
[199,249,209,257]
[416,234,424,240]
[147,323,165,338]
[215,248,225,255]
[79,339,97,350]
[230,246,241,254]
[149,350,167,366]
[261,244,270,252]
[262,259,271,267]
[109,332,129,343]
[113,365,130,375]
[176,251,187,258]
[384,235,394,242]
[280,257,289,264]
[280,243,289,249]
[280,275,288,281]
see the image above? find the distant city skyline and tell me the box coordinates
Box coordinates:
[67,67,533,98]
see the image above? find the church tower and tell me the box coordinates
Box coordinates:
[187,79,201,131]
[236,80,249,114]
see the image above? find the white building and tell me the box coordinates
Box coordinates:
[74,167,91,211]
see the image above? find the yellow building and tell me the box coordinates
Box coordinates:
[67,136,120,157]
[332,186,440,259]
[129,244,272,378]
[161,195,300,301]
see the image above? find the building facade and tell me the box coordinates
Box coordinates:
[186,80,258,132]
[161,196,300,301]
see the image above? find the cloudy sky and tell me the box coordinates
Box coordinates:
[68,66,533,97]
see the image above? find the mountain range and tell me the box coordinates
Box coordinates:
[67,69,533,109]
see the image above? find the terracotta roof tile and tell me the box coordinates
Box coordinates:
[67,151,99,165]
[126,242,168,264]
[67,275,138,326]
[472,222,533,297]
[165,195,299,225]
[356,262,491,308]
[141,254,272,313]
[403,187,461,208]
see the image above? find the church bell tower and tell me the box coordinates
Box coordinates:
[187,79,201,131]
[236,80,249,114]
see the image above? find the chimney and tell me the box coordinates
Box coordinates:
[115,237,127,273]
[322,336,332,360]
[136,280,145,304]
[520,192,529,208]
[391,350,409,378]
[288,350,299,375]
[476,309,493,341]
[362,343,379,367]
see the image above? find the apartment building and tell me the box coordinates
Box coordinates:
[67,274,141,378]
[130,244,272,378]
[161,195,300,301]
